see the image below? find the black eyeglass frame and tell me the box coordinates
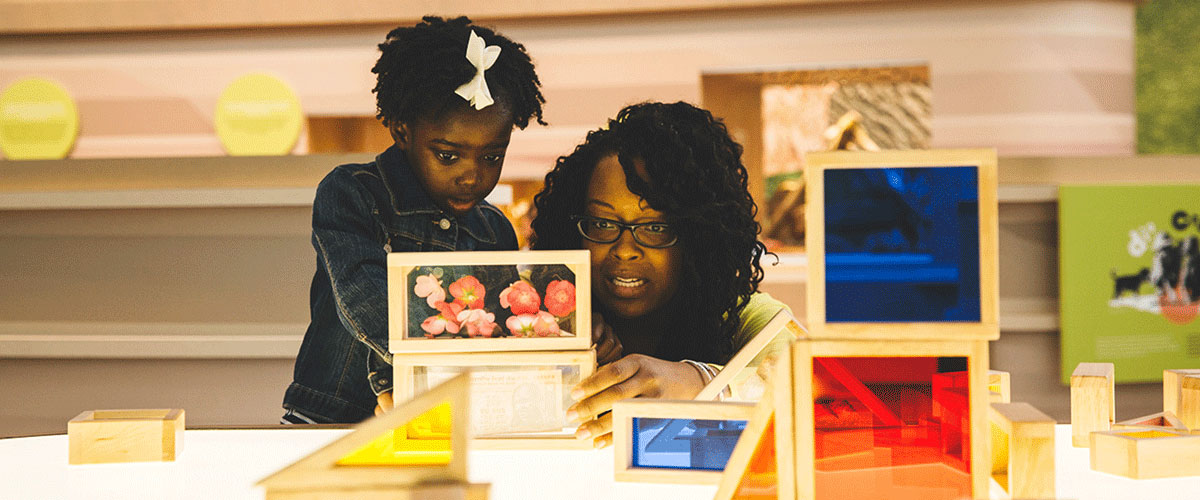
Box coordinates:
[571,215,680,249]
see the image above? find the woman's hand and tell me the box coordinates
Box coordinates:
[566,354,706,448]
[374,391,393,416]
[591,313,623,365]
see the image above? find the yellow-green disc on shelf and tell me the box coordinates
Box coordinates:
[214,73,303,156]
[0,78,79,160]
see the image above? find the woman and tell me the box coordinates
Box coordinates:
[531,101,788,447]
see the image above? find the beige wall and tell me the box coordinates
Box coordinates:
[0,0,1155,436]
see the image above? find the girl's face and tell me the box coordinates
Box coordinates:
[584,154,683,320]
[392,103,514,216]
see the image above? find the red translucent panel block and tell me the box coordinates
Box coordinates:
[732,414,776,500]
[813,357,970,500]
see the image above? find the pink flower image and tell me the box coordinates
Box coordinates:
[532,310,561,337]
[499,280,541,316]
[544,280,576,317]
[456,308,498,338]
[413,273,445,308]
[421,301,464,337]
[449,275,486,310]
[505,314,537,337]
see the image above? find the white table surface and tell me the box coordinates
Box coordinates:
[0,425,1195,500]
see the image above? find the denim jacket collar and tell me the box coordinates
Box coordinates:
[375,144,498,245]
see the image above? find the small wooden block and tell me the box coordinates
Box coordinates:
[1163,369,1200,416]
[1070,362,1114,447]
[1113,411,1189,432]
[988,370,1011,403]
[1181,375,1200,430]
[990,402,1055,499]
[68,409,184,465]
[1090,428,1200,479]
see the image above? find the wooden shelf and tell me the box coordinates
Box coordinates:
[0,321,304,359]
[0,187,317,210]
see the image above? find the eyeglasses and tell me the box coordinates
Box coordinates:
[572,215,679,248]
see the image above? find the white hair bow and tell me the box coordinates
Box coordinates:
[454,30,502,110]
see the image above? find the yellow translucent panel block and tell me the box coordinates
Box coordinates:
[337,402,453,466]
[1124,430,1180,440]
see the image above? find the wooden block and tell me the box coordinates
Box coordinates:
[393,350,595,449]
[1181,375,1200,430]
[68,409,184,464]
[988,370,1010,403]
[1163,369,1200,416]
[803,148,1000,342]
[1113,411,1189,432]
[264,481,490,500]
[793,339,990,500]
[990,402,1055,499]
[1070,362,1114,447]
[695,308,805,401]
[258,374,471,496]
[388,250,592,354]
[1090,428,1200,479]
[612,399,755,484]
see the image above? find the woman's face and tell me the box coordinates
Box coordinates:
[584,154,683,320]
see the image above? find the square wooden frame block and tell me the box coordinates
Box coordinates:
[1178,374,1200,430]
[613,399,756,484]
[989,402,1055,499]
[388,250,591,354]
[1071,362,1115,447]
[790,338,992,500]
[258,373,471,496]
[696,308,806,401]
[393,350,596,450]
[68,408,185,464]
[1090,428,1200,479]
[803,149,999,341]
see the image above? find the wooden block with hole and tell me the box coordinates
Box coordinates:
[1181,375,1200,430]
[1113,411,1189,432]
[68,409,184,464]
[988,370,1010,403]
[989,402,1054,499]
[1164,369,1200,416]
[1070,362,1114,447]
[1090,428,1200,479]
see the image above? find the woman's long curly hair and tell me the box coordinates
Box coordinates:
[531,102,767,364]
[372,16,546,129]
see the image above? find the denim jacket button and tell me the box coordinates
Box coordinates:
[438,218,451,230]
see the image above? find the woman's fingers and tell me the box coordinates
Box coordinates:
[574,411,612,442]
[374,391,393,416]
[568,358,654,422]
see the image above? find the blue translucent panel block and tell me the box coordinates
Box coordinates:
[824,166,981,322]
[631,417,748,470]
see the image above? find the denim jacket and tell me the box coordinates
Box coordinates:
[283,145,518,423]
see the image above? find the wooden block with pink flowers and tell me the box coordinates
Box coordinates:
[387,250,596,449]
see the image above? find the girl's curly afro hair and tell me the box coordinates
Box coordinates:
[531,101,767,364]
[372,16,545,128]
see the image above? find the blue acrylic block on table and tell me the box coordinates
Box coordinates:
[631,417,748,471]
[824,166,980,323]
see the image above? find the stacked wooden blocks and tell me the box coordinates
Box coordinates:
[387,250,596,449]
[716,149,1005,500]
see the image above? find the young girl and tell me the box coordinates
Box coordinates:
[531,101,788,447]
[283,16,545,424]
